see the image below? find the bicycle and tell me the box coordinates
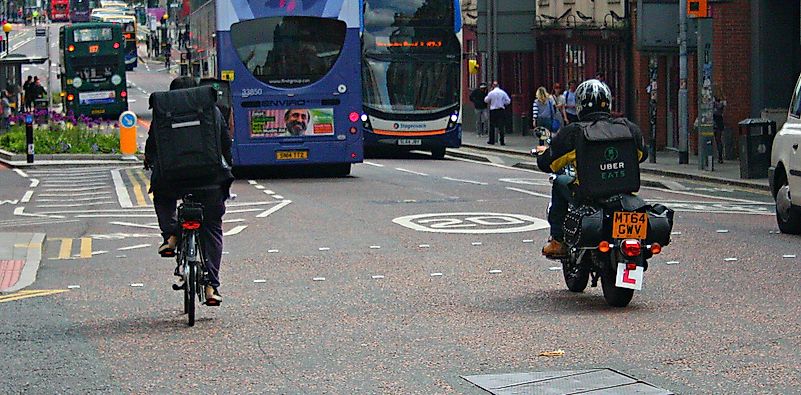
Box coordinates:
[172,194,207,326]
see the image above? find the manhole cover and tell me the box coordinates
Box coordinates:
[462,369,673,394]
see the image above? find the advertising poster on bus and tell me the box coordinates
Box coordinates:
[249,108,335,137]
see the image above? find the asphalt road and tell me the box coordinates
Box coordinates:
[1,27,798,393]
[1,146,798,394]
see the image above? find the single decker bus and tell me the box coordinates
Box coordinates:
[187,0,363,175]
[58,22,129,118]
[361,0,463,159]
[93,14,138,70]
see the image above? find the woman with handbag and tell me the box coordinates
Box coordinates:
[531,86,562,133]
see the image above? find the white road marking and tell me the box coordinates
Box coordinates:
[419,244,430,248]
[227,201,285,207]
[363,161,385,167]
[42,181,107,187]
[255,185,265,190]
[118,244,151,251]
[506,187,551,199]
[29,179,40,187]
[223,225,247,236]
[472,242,483,246]
[36,201,114,208]
[20,191,33,203]
[111,170,133,208]
[256,200,292,218]
[0,218,79,228]
[523,239,534,243]
[268,249,279,253]
[254,279,267,283]
[39,191,112,197]
[371,275,385,279]
[92,251,109,255]
[247,180,258,185]
[36,196,111,202]
[226,208,265,214]
[13,169,28,177]
[430,273,443,277]
[783,255,796,259]
[319,247,330,251]
[263,190,275,195]
[395,168,429,176]
[67,285,81,289]
[34,208,153,214]
[716,229,730,233]
[370,245,381,249]
[42,186,109,192]
[273,195,284,199]
[489,270,503,274]
[223,219,246,223]
[14,207,65,219]
[0,200,19,205]
[442,176,488,185]
[313,277,326,281]
[393,212,549,234]
[76,214,156,218]
[724,258,738,262]
[109,221,160,230]
[130,283,144,287]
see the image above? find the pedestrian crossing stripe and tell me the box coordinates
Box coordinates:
[50,238,93,260]
[0,289,68,303]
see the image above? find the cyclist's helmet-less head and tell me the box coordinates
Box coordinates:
[575,79,612,119]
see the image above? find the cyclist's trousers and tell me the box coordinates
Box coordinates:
[154,188,226,288]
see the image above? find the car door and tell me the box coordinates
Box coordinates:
[784,77,801,201]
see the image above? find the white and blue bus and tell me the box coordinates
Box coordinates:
[188,0,363,175]
[361,0,463,159]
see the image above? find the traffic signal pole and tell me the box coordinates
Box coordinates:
[678,0,689,164]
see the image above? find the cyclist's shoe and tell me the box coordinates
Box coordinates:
[158,235,177,257]
[171,265,185,291]
[204,285,222,306]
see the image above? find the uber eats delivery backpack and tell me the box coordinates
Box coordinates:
[573,118,641,201]
[150,86,222,188]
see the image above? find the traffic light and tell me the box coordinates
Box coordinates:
[688,0,709,18]
[468,59,480,75]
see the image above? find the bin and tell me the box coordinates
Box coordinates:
[738,118,777,179]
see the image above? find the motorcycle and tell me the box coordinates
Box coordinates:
[532,126,674,307]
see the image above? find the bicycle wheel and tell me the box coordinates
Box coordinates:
[186,263,196,327]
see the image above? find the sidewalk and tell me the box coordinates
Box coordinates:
[0,233,46,293]
[459,124,770,191]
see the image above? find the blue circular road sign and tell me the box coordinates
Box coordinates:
[119,111,137,128]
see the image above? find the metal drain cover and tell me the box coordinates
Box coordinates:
[462,368,673,394]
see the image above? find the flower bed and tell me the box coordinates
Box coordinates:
[0,111,120,154]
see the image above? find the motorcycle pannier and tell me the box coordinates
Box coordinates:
[646,203,675,246]
[563,205,603,248]
[573,118,641,201]
[150,86,222,188]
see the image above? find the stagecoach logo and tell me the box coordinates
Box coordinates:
[393,122,428,130]
[393,123,400,129]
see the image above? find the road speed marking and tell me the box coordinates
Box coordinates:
[393,212,549,234]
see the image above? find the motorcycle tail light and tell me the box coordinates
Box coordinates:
[597,241,611,253]
[621,239,642,257]
[181,220,201,230]
[649,243,662,255]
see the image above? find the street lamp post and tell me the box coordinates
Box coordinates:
[2,22,11,55]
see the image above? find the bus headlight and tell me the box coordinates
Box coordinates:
[111,75,122,85]
[72,77,83,88]
[447,112,459,130]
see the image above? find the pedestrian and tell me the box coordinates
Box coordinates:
[23,76,35,112]
[552,82,567,125]
[0,90,10,132]
[713,88,727,164]
[484,81,511,145]
[532,86,560,133]
[563,80,579,124]
[469,82,489,136]
[164,42,172,69]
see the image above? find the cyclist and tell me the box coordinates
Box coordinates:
[534,79,647,258]
[144,76,234,306]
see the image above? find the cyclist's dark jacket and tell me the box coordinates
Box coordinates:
[144,106,234,195]
[536,112,648,176]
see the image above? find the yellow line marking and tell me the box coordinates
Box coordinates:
[79,238,92,258]
[134,169,153,204]
[0,289,68,303]
[126,169,148,207]
[57,238,73,260]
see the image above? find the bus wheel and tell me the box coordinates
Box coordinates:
[431,147,446,160]
[334,163,351,177]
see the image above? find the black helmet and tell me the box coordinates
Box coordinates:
[575,79,612,119]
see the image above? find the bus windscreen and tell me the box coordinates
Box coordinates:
[73,28,112,42]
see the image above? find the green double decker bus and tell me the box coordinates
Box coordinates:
[59,22,129,118]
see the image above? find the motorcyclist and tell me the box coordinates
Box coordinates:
[533,79,648,258]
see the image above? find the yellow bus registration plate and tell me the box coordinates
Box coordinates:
[612,212,648,239]
[276,150,308,160]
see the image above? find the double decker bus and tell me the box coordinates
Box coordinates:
[58,23,129,118]
[361,0,463,159]
[70,0,98,22]
[94,14,138,70]
[187,0,363,175]
[50,0,71,22]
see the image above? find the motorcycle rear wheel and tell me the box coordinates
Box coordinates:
[562,255,590,293]
[600,262,634,307]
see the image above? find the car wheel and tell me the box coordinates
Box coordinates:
[776,179,801,234]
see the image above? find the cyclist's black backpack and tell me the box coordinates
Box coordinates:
[150,86,222,187]
[573,118,641,201]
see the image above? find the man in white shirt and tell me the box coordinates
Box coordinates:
[563,80,579,123]
[483,81,511,145]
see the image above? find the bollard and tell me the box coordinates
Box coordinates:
[118,111,138,160]
[25,114,34,163]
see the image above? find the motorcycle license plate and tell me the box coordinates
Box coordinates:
[615,263,644,290]
[612,212,648,239]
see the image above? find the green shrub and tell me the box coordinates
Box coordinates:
[0,124,120,154]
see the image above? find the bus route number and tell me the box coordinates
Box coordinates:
[242,88,262,98]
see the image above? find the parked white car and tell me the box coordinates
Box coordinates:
[769,75,801,234]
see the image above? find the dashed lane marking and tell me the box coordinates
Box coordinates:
[395,168,429,176]
[0,289,68,303]
[442,176,488,185]
[506,187,551,199]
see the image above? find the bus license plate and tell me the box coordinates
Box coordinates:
[276,150,308,160]
[398,139,422,146]
[612,212,648,239]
